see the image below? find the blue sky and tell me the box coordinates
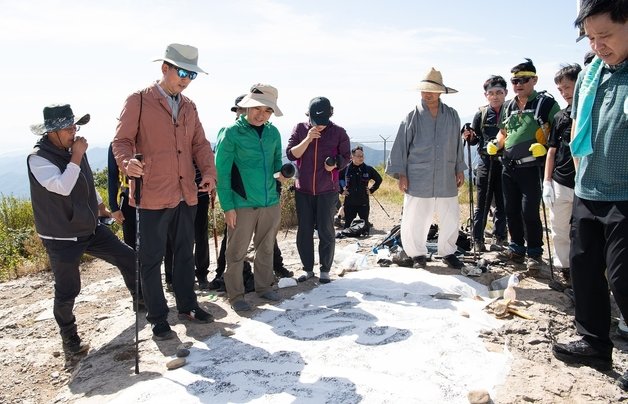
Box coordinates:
[1,0,589,154]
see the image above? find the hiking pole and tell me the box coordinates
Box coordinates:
[537,166,563,292]
[210,191,219,260]
[463,125,477,260]
[133,153,143,375]
[370,193,391,218]
[481,155,494,249]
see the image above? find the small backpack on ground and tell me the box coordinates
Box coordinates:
[336,219,369,239]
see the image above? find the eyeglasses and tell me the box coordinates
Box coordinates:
[174,67,197,80]
[510,77,532,85]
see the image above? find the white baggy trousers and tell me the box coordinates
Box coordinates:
[401,195,460,258]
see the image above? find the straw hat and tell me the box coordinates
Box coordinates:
[418,67,458,94]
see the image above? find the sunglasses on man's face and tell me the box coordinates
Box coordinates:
[511,77,532,85]
[174,67,197,80]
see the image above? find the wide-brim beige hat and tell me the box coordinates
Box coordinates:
[153,43,207,74]
[238,84,283,116]
[418,67,458,94]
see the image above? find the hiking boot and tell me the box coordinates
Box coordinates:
[197,278,210,291]
[334,215,343,228]
[208,277,223,290]
[473,240,487,253]
[231,299,252,312]
[552,339,612,371]
[274,266,294,278]
[526,256,543,271]
[62,333,90,356]
[442,254,465,270]
[152,322,175,341]
[412,255,427,269]
[496,249,525,264]
[319,272,331,284]
[297,271,315,283]
[178,307,214,324]
[259,290,281,301]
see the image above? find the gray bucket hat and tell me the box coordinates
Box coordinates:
[30,104,90,136]
[153,43,207,74]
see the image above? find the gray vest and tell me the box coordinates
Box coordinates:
[28,137,99,238]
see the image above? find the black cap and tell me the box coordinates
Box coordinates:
[230,94,247,112]
[308,97,332,126]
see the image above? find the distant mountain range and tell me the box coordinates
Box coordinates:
[0,145,388,199]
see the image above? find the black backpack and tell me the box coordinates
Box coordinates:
[336,219,369,239]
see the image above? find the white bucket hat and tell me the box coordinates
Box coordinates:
[237,84,283,116]
[153,43,207,74]
[418,67,458,94]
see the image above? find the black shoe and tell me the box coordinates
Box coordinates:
[552,339,612,371]
[412,255,427,269]
[617,371,628,391]
[274,266,294,278]
[442,254,464,269]
[473,240,487,253]
[198,279,210,290]
[62,333,90,355]
[178,307,214,324]
[496,249,525,264]
[152,322,176,341]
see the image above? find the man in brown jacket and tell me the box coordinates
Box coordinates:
[113,43,217,340]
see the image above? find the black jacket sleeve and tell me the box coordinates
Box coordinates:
[368,166,383,194]
[107,144,120,212]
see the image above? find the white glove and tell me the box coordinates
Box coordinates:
[542,180,555,205]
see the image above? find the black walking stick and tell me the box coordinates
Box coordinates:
[371,193,391,218]
[537,168,565,292]
[463,124,477,259]
[133,153,143,375]
[481,155,494,247]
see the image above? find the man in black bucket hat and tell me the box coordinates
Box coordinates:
[27,104,142,357]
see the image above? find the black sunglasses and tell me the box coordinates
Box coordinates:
[174,67,197,80]
[511,77,532,85]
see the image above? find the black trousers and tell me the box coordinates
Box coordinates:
[42,225,137,339]
[215,227,284,278]
[502,164,543,257]
[343,203,370,230]
[164,195,210,283]
[119,192,136,249]
[140,202,198,324]
[472,157,506,241]
[295,191,337,273]
[570,196,628,351]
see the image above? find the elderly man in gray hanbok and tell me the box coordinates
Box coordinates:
[386,67,467,270]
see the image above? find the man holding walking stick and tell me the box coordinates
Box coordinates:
[113,43,217,340]
[461,75,509,253]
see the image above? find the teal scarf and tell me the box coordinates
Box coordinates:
[571,56,603,157]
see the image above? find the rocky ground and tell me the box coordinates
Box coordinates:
[1,200,627,403]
